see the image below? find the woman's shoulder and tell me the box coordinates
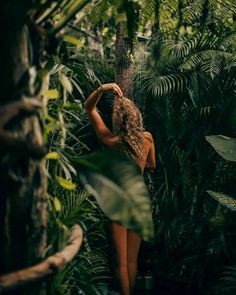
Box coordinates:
[143,131,154,143]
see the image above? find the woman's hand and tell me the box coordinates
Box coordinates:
[101,83,123,97]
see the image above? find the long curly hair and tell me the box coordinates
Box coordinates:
[112,96,144,162]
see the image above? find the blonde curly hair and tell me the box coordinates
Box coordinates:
[112,96,144,162]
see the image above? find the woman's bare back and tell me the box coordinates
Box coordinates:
[137,131,156,173]
[111,131,156,173]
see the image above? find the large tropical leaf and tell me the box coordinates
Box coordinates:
[206,135,236,162]
[78,150,154,241]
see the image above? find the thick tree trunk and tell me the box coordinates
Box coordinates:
[115,22,134,99]
[0,2,47,294]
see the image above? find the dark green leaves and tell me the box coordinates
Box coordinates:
[206,135,236,162]
[78,150,154,241]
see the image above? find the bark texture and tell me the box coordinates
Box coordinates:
[0,2,47,294]
[115,22,134,99]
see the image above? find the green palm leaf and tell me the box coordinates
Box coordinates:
[142,71,187,97]
[207,190,236,211]
[163,33,202,59]
[182,0,206,25]
[180,50,232,72]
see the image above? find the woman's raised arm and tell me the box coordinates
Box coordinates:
[83,83,123,147]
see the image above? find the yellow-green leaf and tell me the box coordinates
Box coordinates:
[53,196,62,212]
[63,35,83,47]
[102,27,109,35]
[46,89,59,99]
[56,176,76,190]
[46,152,59,160]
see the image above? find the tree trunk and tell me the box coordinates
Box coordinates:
[0,2,47,294]
[115,22,134,99]
[87,23,104,60]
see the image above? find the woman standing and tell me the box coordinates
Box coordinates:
[84,83,156,295]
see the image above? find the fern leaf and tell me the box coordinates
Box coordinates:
[207,190,236,211]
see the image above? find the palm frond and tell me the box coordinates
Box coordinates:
[162,33,202,59]
[181,0,206,25]
[207,190,236,211]
[139,0,156,25]
[141,71,188,97]
[180,50,232,72]
[214,266,236,294]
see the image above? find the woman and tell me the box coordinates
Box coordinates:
[84,83,156,295]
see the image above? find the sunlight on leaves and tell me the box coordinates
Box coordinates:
[56,176,77,190]
[53,196,62,212]
[46,89,59,99]
[63,35,83,47]
[46,152,59,160]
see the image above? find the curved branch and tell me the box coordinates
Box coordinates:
[0,224,83,293]
[0,98,46,159]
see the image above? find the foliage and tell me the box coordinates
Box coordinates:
[4,0,236,294]
[206,135,236,162]
[205,135,236,294]
[44,1,236,293]
[134,4,236,293]
[45,52,111,294]
[78,150,154,241]
[213,266,236,295]
[44,36,154,293]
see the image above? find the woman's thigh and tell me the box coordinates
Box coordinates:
[127,230,141,263]
[111,223,128,266]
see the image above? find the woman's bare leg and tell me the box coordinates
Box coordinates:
[127,230,141,294]
[111,223,130,295]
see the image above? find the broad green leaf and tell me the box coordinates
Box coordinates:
[46,152,59,160]
[53,196,62,212]
[78,150,154,241]
[56,176,76,190]
[207,190,236,211]
[206,135,236,162]
[46,89,59,99]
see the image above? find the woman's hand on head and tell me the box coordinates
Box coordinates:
[101,83,123,97]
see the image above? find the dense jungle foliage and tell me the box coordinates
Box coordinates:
[0,1,235,295]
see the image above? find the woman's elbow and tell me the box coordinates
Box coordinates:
[150,163,157,169]
[83,101,88,110]
[83,101,92,112]
[146,161,156,170]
